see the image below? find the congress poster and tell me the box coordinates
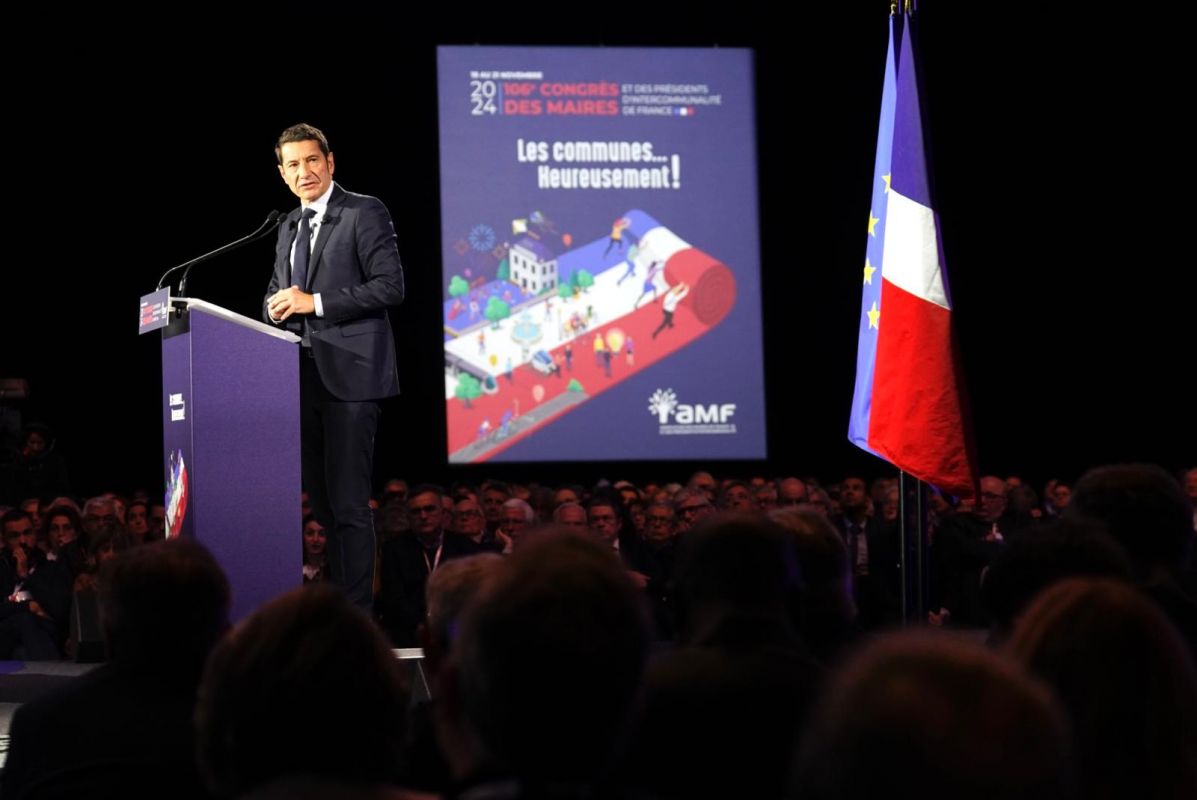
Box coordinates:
[437,46,766,463]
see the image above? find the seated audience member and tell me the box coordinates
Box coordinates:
[377,485,483,647]
[1009,578,1197,800]
[80,495,121,540]
[830,476,900,630]
[124,499,150,544]
[498,498,535,552]
[402,553,505,793]
[627,514,822,800]
[479,480,512,536]
[301,514,327,583]
[445,533,649,798]
[792,632,1074,800]
[753,482,780,512]
[587,495,658,590]
[770,507,859,664]
[803,485,833,517]
[929,475,1018,628]
[979,518,1130,644]
[1,539,230,799]
[147,502,166,541]
[671,489,715,534]
[20,498,42,534]
[196,585,417,799]
[551,501,588,529]
[776,477,809,507]
[0,508,71,660]
[716,480,753,512]
[686,471,717,504]
[1066,463,1197,654]
[552,484,582,508]
[451,496,489,547]
[71,523,136,593]
[641,500,679,578]
[41,504,85,576]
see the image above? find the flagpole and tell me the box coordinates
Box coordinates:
[898,471,928,624]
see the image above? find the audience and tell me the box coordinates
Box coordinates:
[0,459,1193,798]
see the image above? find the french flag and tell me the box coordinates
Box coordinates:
[848,11,978,499]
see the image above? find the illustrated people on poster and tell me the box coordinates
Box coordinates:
[603,216,631,257]
[634,261,663,309]
[652,282,690,339]
[617,242,640,285]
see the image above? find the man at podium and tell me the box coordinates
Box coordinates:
[264,123,405,611]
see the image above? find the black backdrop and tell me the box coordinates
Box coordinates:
[3,3,1190,496]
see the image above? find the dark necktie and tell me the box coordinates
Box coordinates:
[291,208,316,290]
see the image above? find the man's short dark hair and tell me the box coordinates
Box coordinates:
[455,533,649,783]
[1,508,31,534]
[407,483,446,502]
[794,632,1073,800]
[275,123,330,164]
[196,585,408,796]
[1067,463,1194,568]
[98,538,230,665]
[480,480,511,497]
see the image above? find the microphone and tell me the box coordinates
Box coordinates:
[157,210,283,296]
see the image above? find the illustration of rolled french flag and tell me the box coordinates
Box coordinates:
[848,9,977,498]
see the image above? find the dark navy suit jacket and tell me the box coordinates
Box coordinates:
[264,183,405,401]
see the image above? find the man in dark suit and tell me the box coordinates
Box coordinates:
[830,476,900,629]
[377,485,484,647]
[265,123,404,611]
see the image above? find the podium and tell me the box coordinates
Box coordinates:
[159,298,302,622]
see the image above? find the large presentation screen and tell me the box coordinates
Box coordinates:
[437,46,766,463]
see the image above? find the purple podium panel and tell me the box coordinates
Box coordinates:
[161,299,301,622]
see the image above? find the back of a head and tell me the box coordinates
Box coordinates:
[770,508,856,658]
[769,508,849,591]
[981,518,1131,640]
[673,513,802,640]
[425,552,504,654]
[196,585,409,797]
[793,632,1073,800]
[455,532,649,784]
[1008,578,1197,800]
[99,538,229,666]
[1067,463,1193,569]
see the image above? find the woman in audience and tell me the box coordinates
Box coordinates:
[302,515,327,583]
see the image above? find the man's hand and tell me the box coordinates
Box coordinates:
[12,545,28,578]
[267,286,315,321]
[495,529,514,554]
